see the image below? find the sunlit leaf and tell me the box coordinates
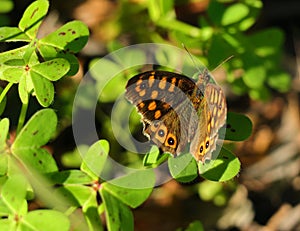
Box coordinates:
[221,3,249,26]
[11,109,58,173]
[12,109,57,149]
[250,28,284,56]
[199,147,240,182]
[103,170,155,208]
[2,67,23,83]
[0,219,15,230]
[168,152,198,183]
[55,185,95,207]
[31,58,70,81]
[1,175,28,214]
[18,0,49,38]
[38,45,79,76]
[81,140,109,180]
[267,72,291,92]
[243,66,266,89]
[0,118,9,153]
[18,73,30,104]
[40,21,89,53]
[20,210,70,231]
[30,71,54,107]
[100,189,134,231]
[0,27,29,42]
[46,170,94,185]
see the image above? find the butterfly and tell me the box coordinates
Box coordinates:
[125,69,227,162]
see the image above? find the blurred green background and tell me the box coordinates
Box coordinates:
[1,0,299,230]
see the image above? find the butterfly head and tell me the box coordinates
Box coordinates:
[196,69,211,87]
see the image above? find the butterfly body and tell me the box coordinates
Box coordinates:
[125,70,226,162]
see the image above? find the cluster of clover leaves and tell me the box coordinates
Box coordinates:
[0,0,252,230]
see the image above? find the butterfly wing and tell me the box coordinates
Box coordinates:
[125,70,196,120]
[143,109,181,154]
[190,82,227,162]
[143,95,198,155]
[125,70,197,155]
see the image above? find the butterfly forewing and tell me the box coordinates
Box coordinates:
[125,71,196,107]
[126,70,198,155]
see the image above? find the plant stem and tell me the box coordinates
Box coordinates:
[16,101,29,135]
[0,82,13,104]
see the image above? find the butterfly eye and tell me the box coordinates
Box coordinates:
[205,141,209,149]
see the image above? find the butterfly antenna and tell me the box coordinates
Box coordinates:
[211,55,234,73]
[182,43,202,74]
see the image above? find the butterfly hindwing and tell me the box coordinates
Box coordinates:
[143,109,181,154]
[190,82,227,162]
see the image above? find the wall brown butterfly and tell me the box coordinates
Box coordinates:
[125,69,227,162]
